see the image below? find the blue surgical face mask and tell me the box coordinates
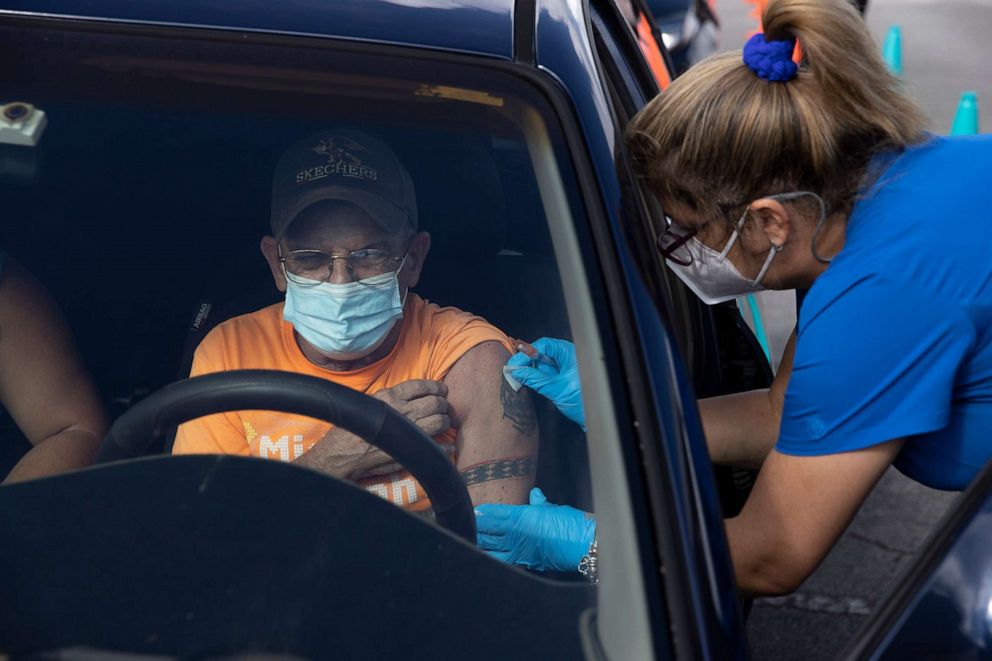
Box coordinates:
[283,256,408,361]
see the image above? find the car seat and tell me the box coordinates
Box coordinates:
[173,132,592,511]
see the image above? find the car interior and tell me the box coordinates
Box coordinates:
[0,14,774,505]
[0,21,612,656]
[0,26,596,506]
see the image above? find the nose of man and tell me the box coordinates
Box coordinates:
[327,257,357,285]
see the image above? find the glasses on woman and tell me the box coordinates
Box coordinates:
[279,243,409,287]
[656,216,698,266]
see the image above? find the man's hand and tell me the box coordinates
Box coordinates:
[294,379,452,481]
[373,379,451,437]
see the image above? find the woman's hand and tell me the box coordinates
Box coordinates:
[475,487,596,572]
[507,338,585,429]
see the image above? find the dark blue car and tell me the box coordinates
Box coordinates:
[0,1,986,658]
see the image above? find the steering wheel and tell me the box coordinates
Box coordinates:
[95,370,475,542]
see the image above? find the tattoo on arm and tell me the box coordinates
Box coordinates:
[460,456,536,486]
[499,377,537,434]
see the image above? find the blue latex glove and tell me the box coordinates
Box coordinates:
[475,487,596,572]
[507,337,585,429]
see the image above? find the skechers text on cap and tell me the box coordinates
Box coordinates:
[270,129,418,239]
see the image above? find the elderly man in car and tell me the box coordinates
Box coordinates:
[174,129,538,511]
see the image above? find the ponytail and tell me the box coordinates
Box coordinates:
[627,0,927,223]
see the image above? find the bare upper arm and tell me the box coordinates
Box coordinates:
[444,340,538,505]
[727,438,903,595]
[768,329,797,419]
[0,260,107,445]
[700,329,798,468]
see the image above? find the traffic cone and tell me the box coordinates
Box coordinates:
[950,92,979,135]
[882,25,903,76]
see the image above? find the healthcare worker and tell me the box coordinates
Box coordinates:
[476,0,992,595]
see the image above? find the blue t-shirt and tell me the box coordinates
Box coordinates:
[776,135,992,491]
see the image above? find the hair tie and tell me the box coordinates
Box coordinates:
[743,33,798,82]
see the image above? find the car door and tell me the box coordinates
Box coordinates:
[575,0,752,658]
[585,5,992,661]
[840,460,992,659]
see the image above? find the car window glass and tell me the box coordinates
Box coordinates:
[590,7,700,369]
[0,25,599,564]
[591,8,770,535]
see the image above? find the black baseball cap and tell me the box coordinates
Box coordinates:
[270,129,418,239]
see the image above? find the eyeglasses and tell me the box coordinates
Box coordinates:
[656,216,698,266]
[279,243,409,287]
[657,193,824,266]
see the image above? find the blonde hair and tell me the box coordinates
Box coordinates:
[626,0,928,223]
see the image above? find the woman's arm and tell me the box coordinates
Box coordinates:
[726,439,903,596]
[0,261,108,483]
[698,329,796,468]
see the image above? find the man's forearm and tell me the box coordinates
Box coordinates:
[293,428,401,481]
[293,446,354,479]
[294,430,370,480]
[699,389,781,468]
[3,428,100,484]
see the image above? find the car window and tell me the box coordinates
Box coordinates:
[590,0,772,394]
[0,25,604,541]
[0,17,656,656]
[589,5,759,649]
[596,0,769,534]
[589,2,701,369]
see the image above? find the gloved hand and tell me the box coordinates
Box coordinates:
[507,337,585,429]
[475,487,596,572]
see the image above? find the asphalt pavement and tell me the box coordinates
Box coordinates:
[714,0,989,657]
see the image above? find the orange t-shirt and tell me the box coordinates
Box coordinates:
[173,294,511,512]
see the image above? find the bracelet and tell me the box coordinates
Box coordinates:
[577,537,598,584]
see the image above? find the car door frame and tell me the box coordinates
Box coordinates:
[840,459,992,659]
[529,0,749,658]
[580,4,992,661]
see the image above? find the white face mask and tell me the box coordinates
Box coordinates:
[283,257,408,361]
[665,192,823,305]
[667,213,780,305]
